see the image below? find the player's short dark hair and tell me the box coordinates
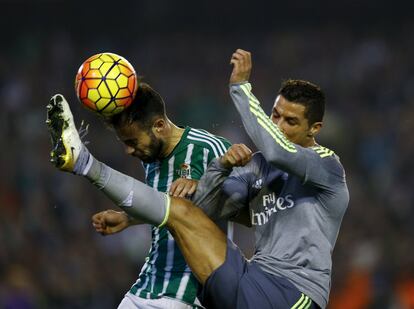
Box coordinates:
[278,79,325,125]
[108,82,166,130]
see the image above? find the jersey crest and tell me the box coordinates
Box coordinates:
[176,163,191,178]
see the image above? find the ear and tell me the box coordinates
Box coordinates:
[309,121,323,137]
[152,118,166,136]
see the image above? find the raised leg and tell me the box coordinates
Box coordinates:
[166,197,228,284]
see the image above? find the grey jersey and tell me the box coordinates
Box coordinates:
[194,83,349,308]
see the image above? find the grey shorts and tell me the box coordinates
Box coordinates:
[199,239,318,309]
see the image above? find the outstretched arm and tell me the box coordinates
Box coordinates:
[229,49,343,189]
[92,210,144,235]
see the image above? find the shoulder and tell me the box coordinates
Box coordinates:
[310,145,336,158]
[310,144,346,178]
[186,128,231,155]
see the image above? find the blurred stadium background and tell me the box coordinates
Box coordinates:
[1,1,414,308]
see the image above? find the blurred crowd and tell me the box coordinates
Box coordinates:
[1,4,414,308]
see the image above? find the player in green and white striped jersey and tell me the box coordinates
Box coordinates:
[91,83,231,308]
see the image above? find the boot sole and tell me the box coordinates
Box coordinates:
[47,95,68,168]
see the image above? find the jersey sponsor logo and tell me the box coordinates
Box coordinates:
[176,163,191,178]
[251,193,295,225]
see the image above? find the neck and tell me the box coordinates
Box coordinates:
[308,138,317,147]
[161,119,185,157]
[302,137,317,148]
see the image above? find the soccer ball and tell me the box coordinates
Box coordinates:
[75,52,138,116]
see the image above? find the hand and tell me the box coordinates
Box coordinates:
[230,49,252,84]
[220,144,252,168]
[169,178,198,198]
[92,210,131,235]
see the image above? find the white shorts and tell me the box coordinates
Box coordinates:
[118,292,201,309]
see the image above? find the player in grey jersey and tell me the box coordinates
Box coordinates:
[192,49,348,308]
[218,49,349,308]
[47,49,348,308]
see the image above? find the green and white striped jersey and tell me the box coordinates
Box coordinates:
[129,126,231,306]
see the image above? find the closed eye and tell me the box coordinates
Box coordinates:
[286,118,298,126]
[124,139,138,147]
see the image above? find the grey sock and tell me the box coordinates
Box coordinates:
[76,147,169,226]
[73,145,92,176]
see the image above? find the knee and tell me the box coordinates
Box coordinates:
[167,196,207,228]
[170,197,198,218]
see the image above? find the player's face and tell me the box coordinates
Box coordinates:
[115,122,164,163]
[270,95,314,147]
